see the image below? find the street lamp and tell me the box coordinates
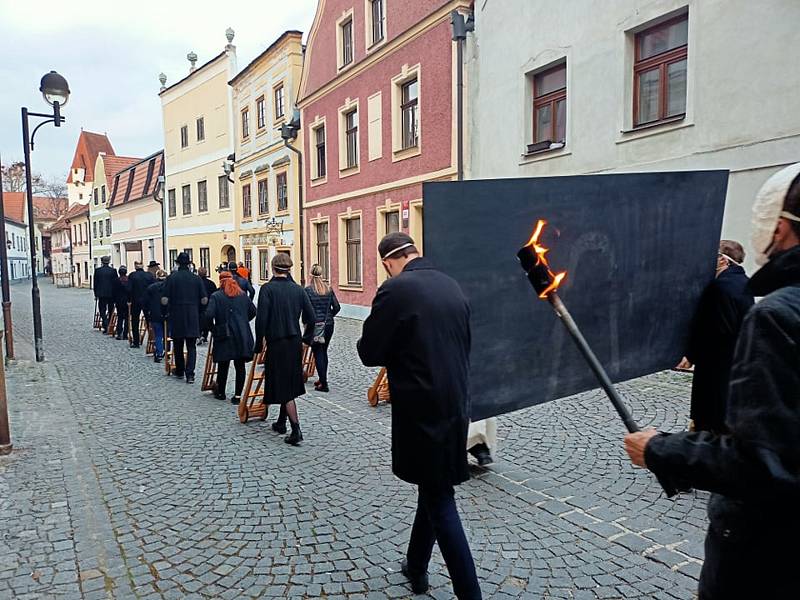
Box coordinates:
[22,70,70,362]
[280,111,305,282]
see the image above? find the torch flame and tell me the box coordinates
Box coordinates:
[525,219,567,299]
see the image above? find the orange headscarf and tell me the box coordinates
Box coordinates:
[219,271,242,298]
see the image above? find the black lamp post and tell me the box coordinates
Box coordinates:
[22,70,70,362]
[0,157,15,361]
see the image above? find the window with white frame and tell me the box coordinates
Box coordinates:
[259,249,269,281]
[532,62,567,149]
[242,183,252,218]
[218,176,230,209]
[256,96,266,129]
[168,188,176,217]
[180,125,189,148]
[400,78,419,150]
[341,17,354,67]
[315,222,330,281]
[257,179,268,215]
[196,117,205,141]
[313,124,326,179]
[198,180,208,212]
[182,184,191,215]
[276,172,288,212]
[368,0,385,47]
[345,108,359,169]
[274,84,285,120]
[200,247,210,271]
[345,217,361,285]
[241,108,250,139]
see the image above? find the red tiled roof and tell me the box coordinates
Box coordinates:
[2,192,26,224]
[50,202,89,232]
[32,196,68,221]
[66,131,115,183]
[108,151,164,208]
[102,156,140,186]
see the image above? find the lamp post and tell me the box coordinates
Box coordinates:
[0,157,15,360]
[280,111,304,282]
[22,70,70,362]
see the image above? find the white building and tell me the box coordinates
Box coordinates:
[469,0,800,270]
[4,218,31,283]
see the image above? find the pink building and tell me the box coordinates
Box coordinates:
[299,0,470,316]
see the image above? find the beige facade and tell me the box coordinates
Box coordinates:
[160,33,238,273]
[229,31,304,283]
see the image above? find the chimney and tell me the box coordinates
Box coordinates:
[187,51,198,73]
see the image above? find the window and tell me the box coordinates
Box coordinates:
[182,184,191,215]
[244,249,252,275]
[274,85,285,120]
[169,249,178,268]
[634,15,688,127]
[345,217,361,286]
[316,222,330,281]
[101,185,106,203]
[198,180,208,212]
[259,249,269,281]
[93,189,98,205]
[401,78,419,149]
[218,176,230,209]
[369,0,385,46]
[385,211,400,234]
[345,109,359,168]
[341,18,354,67]
[93,222,97,238]
[276,173,288,212]
[242,184,252,218]
[196,117,205,141]
[314,126,327,179]
[105,218,111,237]
[532,63,567,147]
[168,188,176,217]
[257,179,269,215]
[180,125,189,148]
[256,96,266,129]
[183,248,193,264]
[199,247,210,271]
[241,108,250,139]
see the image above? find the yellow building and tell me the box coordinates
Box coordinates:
[229,31,304,283]
[159,29,238,272]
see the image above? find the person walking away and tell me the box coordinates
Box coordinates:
[228,261,255,299]
[204,271,256,403]
[93,256,118,333]
[624,162,800,599]
[113,265,131,341]
[685,240,754,433]
[198,267,218,345]
[128,261,156,348]
[161,252,207,384]
[144,270,168,362]
[147,260,160,277]
[357,232,482,599]
[304,264,340,392]
[237,261,250,282]
[254,253,314,445]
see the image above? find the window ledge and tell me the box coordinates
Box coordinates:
[310,176,328,187]
[339,165,360,178]
[392,146,421,163]
[366,38,387,55]
[274,117,286,126]
[337,62,355,74]
[275,211,290,217]
[339,284,363,292]
[519,147,571,166]
[617,117,693,144]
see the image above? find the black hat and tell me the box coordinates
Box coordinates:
[227,261,238,271]
[147,260,160,268]
[118,266,127,274]
[101,255,111,264]
[176,252,191,265]
[378,232,416,260]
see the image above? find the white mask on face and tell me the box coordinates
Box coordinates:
[751,162,800,266]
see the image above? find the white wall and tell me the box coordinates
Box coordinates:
[470,0,800,272]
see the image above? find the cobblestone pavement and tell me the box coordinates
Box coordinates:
[0,282,706,599]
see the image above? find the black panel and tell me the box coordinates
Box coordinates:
[423,171,729,420]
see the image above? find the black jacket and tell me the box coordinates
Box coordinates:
[161,267,208,338]
[144,281,167,323]
[646,246,800,598]
[93,265,118,299]
[200,277,218,305]
[113,275,130,305]
[204,290,256,362]
[358,257,471,487]
[129,269,156,306]
[305,286,341,329]
[254,277,314,350]
[687,264,754,431]
[233,272,255,299]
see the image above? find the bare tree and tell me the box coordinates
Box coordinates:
[1,160,45,194]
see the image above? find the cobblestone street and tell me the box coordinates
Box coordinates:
[0,282,707,599]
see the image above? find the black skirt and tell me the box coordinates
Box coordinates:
[264,335,305,405]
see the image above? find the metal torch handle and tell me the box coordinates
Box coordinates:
[548,293,641,433]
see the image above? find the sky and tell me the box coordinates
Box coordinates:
[0,0,318,186]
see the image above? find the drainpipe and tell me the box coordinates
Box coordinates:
[451,10,475,181]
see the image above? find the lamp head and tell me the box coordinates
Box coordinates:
[40,71,70,107]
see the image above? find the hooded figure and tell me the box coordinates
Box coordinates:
[624,163,800,599]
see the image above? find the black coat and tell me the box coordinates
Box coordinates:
[254,277,314,349]
[645,246,800,598]
[144,281,167,323]
[357,257,471,487]
[129,269,156,306]
[233,273,255,299]
[687,264,754,432]
[204,290,256,362]
[113,275,130,305]
[200,277,218,300]
[161,267,207,338]
[93,265,118,299]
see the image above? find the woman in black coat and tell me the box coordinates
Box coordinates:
[304,264,341,392]
[254,253,314,446]
[112,266,131,341]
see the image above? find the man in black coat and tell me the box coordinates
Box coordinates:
[112,266,131,341]
[197,267,218,344]
[686,240,754,432]
[358,233,481,600]
[227,261,255,299]
[625,163,800,599]
[128,261,156,348]
[161,252,207,384]
[93,256,118,333]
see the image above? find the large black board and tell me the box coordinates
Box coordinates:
[424,171,729,421]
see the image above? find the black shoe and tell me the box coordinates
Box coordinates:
[186,376,195,384]
[173,371,185,378]
[131,343,140,349]
[115,335,123,340]
[214,390,226,400]
[154,357,162,363]
[401,560,429,594]
[317,384,330,393]
[284,423,303,446]
[271,421,287,434]
[230,396,240,405]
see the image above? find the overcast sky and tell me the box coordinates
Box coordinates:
[0,0,318,186]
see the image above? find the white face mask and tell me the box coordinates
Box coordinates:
[751,163,800,266]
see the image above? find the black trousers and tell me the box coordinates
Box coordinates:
[115,302,129,339]
[98,298,113,331]
[172,337,197,378]
[311,342,330,385]
[216,359,246,397]
[406,485,482,600]
[130,303,145,345]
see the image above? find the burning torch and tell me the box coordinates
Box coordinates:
[517,220,641,434]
